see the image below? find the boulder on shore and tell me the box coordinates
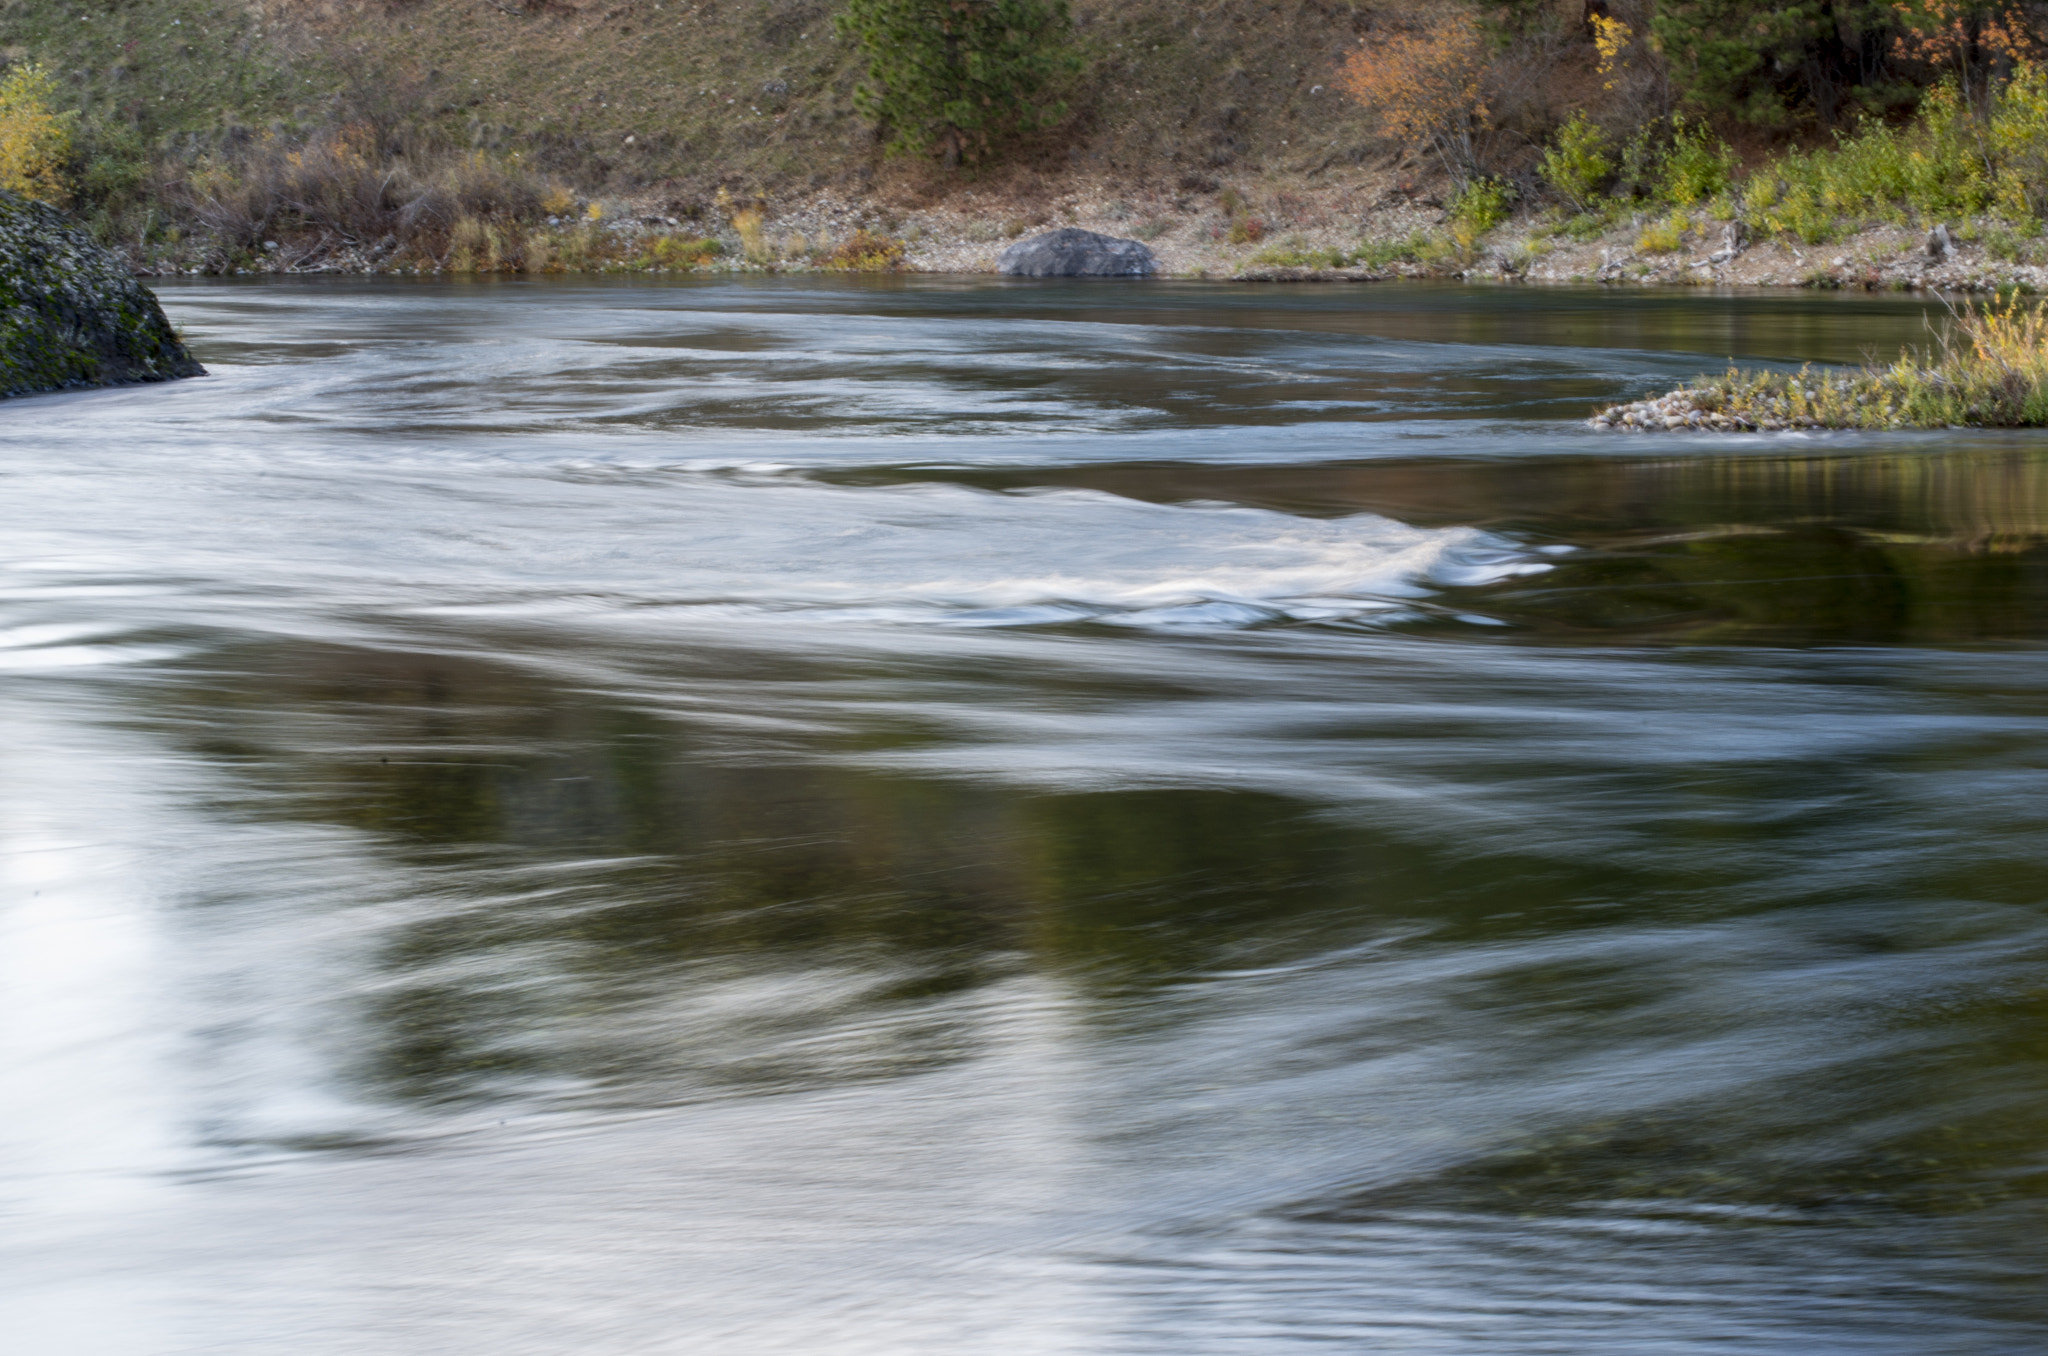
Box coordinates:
[997,227,1157,278]
[0,191,203,400]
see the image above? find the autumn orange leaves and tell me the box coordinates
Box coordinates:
[1335,15,1492,187]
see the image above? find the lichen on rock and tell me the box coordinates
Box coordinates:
[0,190,203,400]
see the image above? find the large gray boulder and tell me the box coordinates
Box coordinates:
[997,227,1157,278]
[0,191,203,400]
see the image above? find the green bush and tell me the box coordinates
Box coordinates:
[1659,115,1737,207]
[1753,161,1841,243]
[1989,61,2048,224]
[1352,234,1428,268]
[836,0,1079,166]
[1636,213,1690,254]
[1248,236,1350,269]
[1558,208,1618,240]
[1736,81,2004,241]
[1539,113,1613,213]
[1447,176,1513,246]
[1983,225,2047,263]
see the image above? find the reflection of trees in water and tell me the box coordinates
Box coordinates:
[1469,448,2048,643]
[151,628,2048,1229]
[175,646,1398,1107]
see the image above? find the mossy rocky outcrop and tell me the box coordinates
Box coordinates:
[0,191,202,399]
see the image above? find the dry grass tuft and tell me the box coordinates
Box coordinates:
[170,125,566,268]
[820,228,907,271]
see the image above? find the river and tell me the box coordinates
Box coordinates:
[2,278,2043,1353]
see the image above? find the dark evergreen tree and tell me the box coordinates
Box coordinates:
[1649,0,1901,125]
[835,0,1078,166]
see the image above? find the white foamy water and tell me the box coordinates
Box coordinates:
[0,444,1547,640]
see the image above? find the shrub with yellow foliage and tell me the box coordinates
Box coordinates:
[0,63,73,205]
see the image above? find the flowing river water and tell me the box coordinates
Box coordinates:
[2,278,2044,1354]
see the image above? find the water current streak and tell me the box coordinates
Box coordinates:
[0,279,2043,1355]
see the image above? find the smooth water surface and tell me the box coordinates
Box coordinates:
[2,278,2044,1354]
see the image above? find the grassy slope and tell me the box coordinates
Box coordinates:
[307,0,1384,193]
[3,0,1386,214]
[1,0,304,168]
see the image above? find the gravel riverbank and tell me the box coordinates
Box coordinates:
[131,169,2048,294]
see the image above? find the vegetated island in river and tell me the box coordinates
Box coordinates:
[1592,295,2048,432]
[7,0,2048,289]
[0,190,203,399]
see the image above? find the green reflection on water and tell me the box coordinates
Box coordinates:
[1463,448,2048,643]
[148,618,2048,1228]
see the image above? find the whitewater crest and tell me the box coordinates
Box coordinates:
[391,482,1558,633]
